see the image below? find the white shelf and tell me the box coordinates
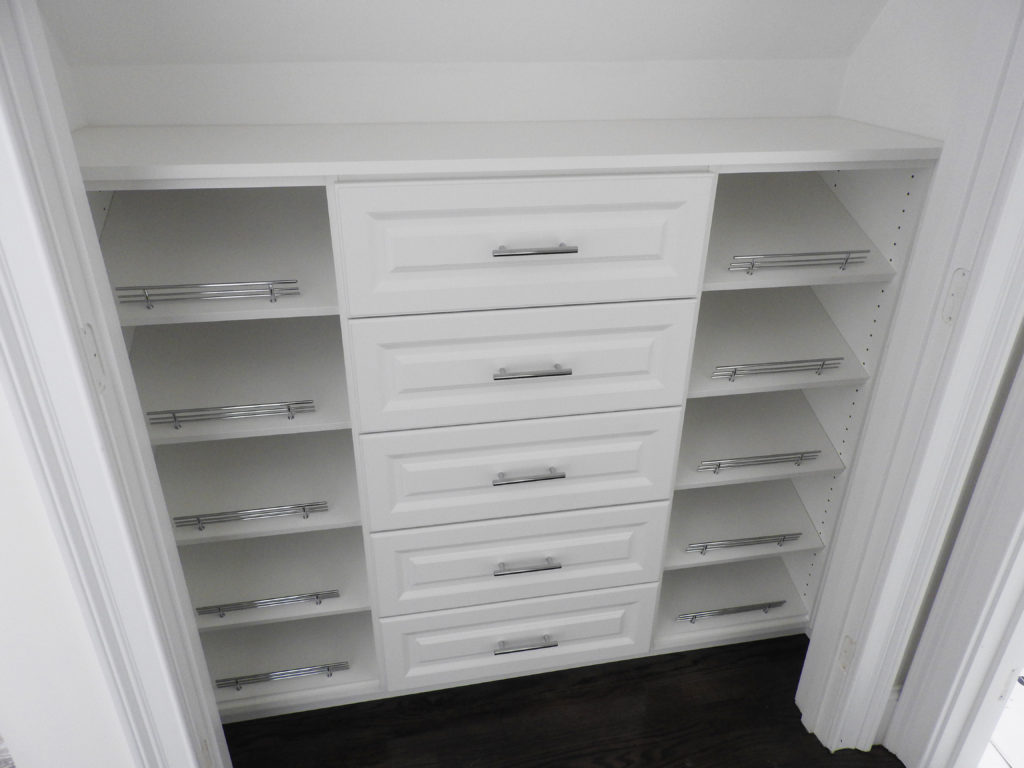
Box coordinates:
[180,529,368,631]
[664,481,823,569]
[704,173,895,291]
[129,316,349,444]
[101,187,338,324]
[202,612,380,720]
[155,431,360,544]
[688,287,868,397]
[653,558,808,652]
[73,118,941,186]
[677,391,844,489]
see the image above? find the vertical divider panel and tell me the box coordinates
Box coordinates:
[327,180,389,687]
[795,168,932,621]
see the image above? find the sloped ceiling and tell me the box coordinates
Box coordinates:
[47,0,958,130]
[39,0,886,64]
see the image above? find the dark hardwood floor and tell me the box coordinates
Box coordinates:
[224,634,905,768]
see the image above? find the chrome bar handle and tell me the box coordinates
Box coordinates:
[729,250,870,274]
[117,279,300,307]
[493,557,563,577]
[493,364,572,381]
[173,500,328,531]
[712,357,844,381]
[686,532,803,555]
[216,662,349,691]
[493,634,559,656]
[493,467,566,486]
[697,450,822,474]
[147,400,315,429]
[492,243,578,257]
[196,589,341,618]
[677,600,787,624]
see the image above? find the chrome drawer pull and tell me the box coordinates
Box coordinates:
[493,467,566,486]
[712,357,844,381]
[697,450,821,474]
[729,250,869,274]
[196,589,341,618]
[147,400,315,429]
[676,600,787,624]
[493,364,572,381]
[493,557,563,577]
[686,533,803,555]
[493,634,559,656]
[492,243,578,257]
[173,501,328,531]
[116,279,300,308]
[216,661,349,691]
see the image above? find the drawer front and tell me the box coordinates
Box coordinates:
[360,408,681,531]
[371,502,669,616]
[335,174,715,317]
[380,583,657,691]
[349,300,696,433]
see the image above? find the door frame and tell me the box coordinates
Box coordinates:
[0,2,229,767]
[796,0,1024,752]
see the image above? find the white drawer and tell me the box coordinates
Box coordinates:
[379,583,657,691]
[335,174,715,317]
[360,408,681,531]
[348,300,696,433]
[370,502,669,616]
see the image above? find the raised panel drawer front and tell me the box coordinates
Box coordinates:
[371,502,669,616]
[335,174,715,317]
[349,300,696,433]
[360,408,681,531]
[379,583,657,691]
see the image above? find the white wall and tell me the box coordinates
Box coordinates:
[0,379,138,768]
[41,15,84,131]
[71,59,846,126]
[838,0,979,140]
[38,0,889,126]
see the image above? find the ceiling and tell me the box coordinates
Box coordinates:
[39,0,888,65]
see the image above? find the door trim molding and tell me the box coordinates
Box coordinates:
[796,0,1024,751]
[0,2,227,766]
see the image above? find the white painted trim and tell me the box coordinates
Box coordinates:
[885,333,1024,767]
[796,0,1024,751]
[0,2,227,766]
[882,105,1024,768]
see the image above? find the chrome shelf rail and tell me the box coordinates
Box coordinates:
[712,357,844,381]
[173,501,328,531]
[697,450,821,474]
[147,400,315,429]
[216,662,349,691]
[729,250,870,274]
[116,279,299,308]
[677,600,787,624]
[197,590,341,618]
[686,532,803,555]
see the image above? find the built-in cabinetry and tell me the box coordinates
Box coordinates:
[97,187,378,719]
[91,146,930,722]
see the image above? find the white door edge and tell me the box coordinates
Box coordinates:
[796,0,1024,753]
[0,3,228,767]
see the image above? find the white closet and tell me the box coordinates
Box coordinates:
[86,136,933,720]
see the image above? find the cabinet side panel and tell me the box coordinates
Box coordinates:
[798,168,933,623]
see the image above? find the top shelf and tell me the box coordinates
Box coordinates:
[100,187,338,325]
[703,173,894,291]
[73,118,941,187]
